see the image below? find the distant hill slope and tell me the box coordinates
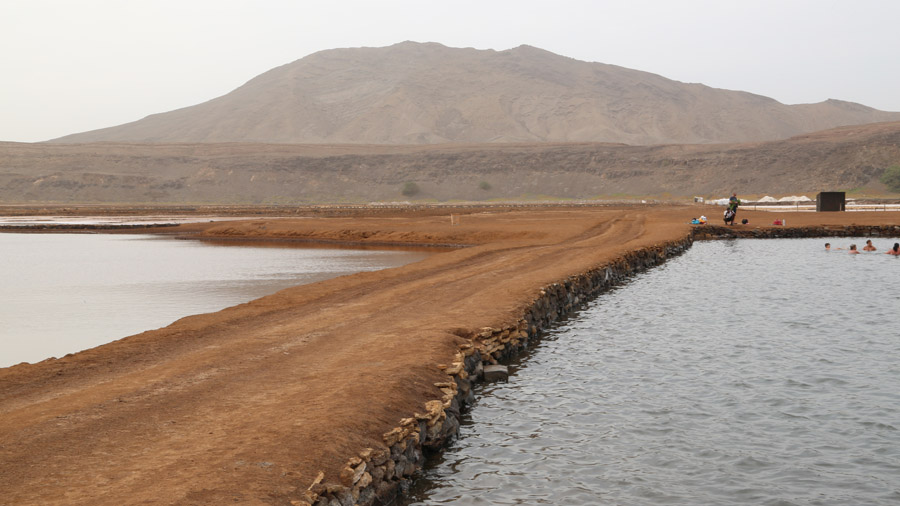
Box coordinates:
[50,42,900,145]
[8,122,900,203]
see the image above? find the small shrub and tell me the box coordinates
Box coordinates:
[881,164,900,192]
[478,181,492,191]
[401,181,420,197]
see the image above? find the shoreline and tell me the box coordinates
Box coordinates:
[1,205,898,505]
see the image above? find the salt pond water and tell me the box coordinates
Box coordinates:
[0,233,430,367]
[404,237,900,505]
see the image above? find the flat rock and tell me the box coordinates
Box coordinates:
[482,364,509,382]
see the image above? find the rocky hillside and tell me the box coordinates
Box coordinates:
[51,42,900,146]
[5,122,900,204]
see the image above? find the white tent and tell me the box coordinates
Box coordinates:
[756,196,777,202]
[778,195,811,202]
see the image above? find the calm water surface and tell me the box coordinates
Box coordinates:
[0,233,430,367]
[405,237,900,505]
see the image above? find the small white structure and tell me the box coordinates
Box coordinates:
[693,196,704,203]
[778,195,812,202]
[756,196,778,203]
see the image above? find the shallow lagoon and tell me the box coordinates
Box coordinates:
[0,233,430,367]
[404,237,900,505]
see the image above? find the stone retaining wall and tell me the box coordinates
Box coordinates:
[693,224,900,240]
[296,235,694,506]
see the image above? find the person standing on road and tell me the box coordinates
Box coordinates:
[724,193,740,225]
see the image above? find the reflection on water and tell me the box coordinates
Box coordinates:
[0,215,252,226]
[0,233,430,367]
[197,238,451,253]
[404,237,900,506]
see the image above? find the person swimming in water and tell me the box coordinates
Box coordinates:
[886,243,900,256]
[849,244,860,254]
[863,239,877,251]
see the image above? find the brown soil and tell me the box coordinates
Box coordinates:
[1,205,898,505]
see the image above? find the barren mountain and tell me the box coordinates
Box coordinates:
[51,42,900,146]
[6,121,899,204]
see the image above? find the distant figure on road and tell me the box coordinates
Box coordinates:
[724,193,740,225]
[886,243,900,256]
[723,207,736,225]
[849,244,860,254]
[863,239,877,251]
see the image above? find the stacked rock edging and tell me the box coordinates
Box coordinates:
[693,224,900,240]
[296,236,694,506]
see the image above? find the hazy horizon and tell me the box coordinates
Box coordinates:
[3,0,899,143]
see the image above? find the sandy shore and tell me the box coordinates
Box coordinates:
[1,205,898,505]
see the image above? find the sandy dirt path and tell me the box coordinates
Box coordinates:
[1,206,898,505]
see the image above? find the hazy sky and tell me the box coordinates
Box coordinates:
[3,0,898,143]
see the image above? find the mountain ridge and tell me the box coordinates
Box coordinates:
[50,42,900,145]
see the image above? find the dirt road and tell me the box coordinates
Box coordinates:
[1,206,897,505]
